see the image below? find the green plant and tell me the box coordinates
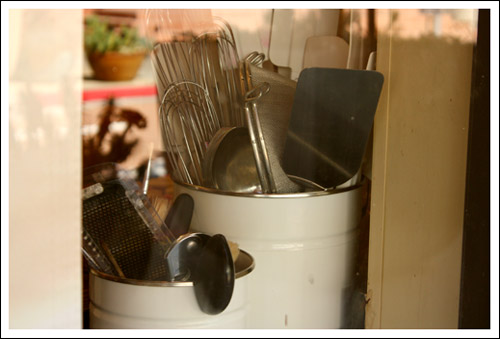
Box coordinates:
[84,15,149,54]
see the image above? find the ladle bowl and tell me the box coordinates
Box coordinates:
[203,126,261,193]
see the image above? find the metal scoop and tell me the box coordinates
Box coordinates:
[202,81,274,193]
[203,126,262,193]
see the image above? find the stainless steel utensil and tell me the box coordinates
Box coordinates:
[190,17,243,127]
[202,59,304,194]
[241,77,276,193]
[147,11,243,128]
[81,227,119,276]
[82,164,175,281]
[159,81,220,185]
[245,51,265,66]
[146,9,209,98]
[201,80,271,193]
[203,126,262,193]
[246,63,302,193]
[150,40,193,100]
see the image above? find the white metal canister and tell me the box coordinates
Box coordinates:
[174,182,363,329]
[89,250,254,329]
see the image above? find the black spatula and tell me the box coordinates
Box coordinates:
[282,67,384,189]
[164,193,194,238]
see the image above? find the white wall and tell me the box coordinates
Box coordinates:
[366,9,476,329]
[8,9,83,329]
[212,9,341,80]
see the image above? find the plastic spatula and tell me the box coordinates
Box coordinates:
[282,67,384,189]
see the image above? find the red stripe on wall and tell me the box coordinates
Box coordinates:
[83,85,158,101]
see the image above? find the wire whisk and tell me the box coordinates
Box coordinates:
[159,81,221,185]
[146,10,244,128]
[190,17,243,127]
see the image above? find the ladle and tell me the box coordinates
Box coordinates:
[164,232,211,281]
[203,126,261,193]
[202,82,273,193]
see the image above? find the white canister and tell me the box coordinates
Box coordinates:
[174,181,364,329]
[89,250,254,329]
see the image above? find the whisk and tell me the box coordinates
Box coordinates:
[190,17,243,127]
[159,81,221,185]
[150,40,193,101]
[145,9,206,100]
[146,9,243,128]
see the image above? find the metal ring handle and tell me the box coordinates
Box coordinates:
[244,82,270,103]
[245,51,265,66]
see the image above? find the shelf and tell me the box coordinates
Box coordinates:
[83,55,157,96]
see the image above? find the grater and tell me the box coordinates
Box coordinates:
[82,163,175,281]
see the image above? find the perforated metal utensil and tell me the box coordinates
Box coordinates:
[82,163,175,280]
[83,180,173,280]
[245,62,302,193]
[241,78,276,193]
[81,227,120,277]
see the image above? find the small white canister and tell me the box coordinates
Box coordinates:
[89,250,254,329]
[174,181,364,329]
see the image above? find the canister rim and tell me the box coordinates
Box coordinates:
[90,250,255,287]
[174,177,363,198]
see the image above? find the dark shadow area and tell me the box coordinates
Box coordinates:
[459,8,490,329]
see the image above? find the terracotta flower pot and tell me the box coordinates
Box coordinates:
[87,51,146,81]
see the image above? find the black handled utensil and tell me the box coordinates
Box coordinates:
[193,234,235,315]
[164,193,194,238]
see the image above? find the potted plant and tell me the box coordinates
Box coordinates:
[84,15,149,81]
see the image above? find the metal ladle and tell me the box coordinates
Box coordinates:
[202,83,273,193]
[203,126,261,193]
